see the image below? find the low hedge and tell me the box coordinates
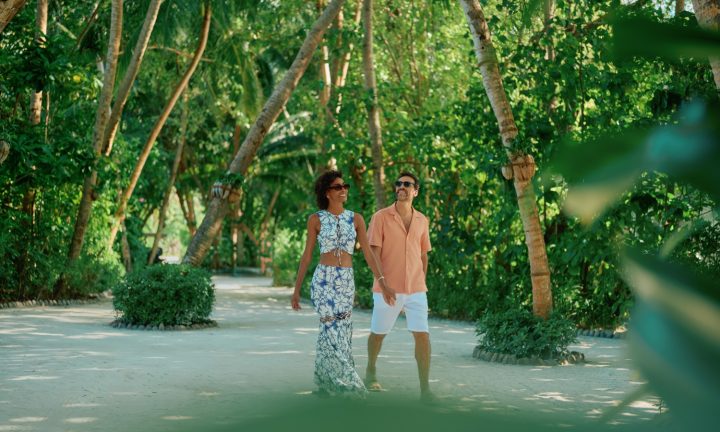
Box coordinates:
[112,264,215,326]
[476,308,577,359]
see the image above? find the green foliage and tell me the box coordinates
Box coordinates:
[476,308,577,359]
[112,264,215,326]
[553,14,720,427]
[63,253,125,298]
[271,226,304,286]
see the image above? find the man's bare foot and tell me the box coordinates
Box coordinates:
[420,390,438,405]
[364,369,383,392]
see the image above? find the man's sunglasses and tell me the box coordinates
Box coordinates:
[327,184,351,191]
[394,180,416,188]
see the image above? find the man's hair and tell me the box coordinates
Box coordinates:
[314,170,343,210]
[398,171,419,189]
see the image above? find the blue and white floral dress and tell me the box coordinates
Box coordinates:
[311,209,367,396]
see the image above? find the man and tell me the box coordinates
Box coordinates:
[366,172,433,402]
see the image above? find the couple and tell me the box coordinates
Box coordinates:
[291,170,433,401]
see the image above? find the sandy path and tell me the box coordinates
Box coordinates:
[0,275,673,431]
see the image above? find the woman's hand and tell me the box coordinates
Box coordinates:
[291,292,301,311]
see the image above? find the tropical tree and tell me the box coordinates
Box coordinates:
[459,0,552,319]
[0,0,27,34]
[691,0,720,90]
[361,0,386,208]
[183,0,347,266]
[105,2,211,251]
[58,0,123,297]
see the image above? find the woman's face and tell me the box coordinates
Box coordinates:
[326,177,349,205]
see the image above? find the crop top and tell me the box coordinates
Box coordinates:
[317,209,356,255]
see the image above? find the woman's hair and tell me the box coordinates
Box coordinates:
[314,170,343,209]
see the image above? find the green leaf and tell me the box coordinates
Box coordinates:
[613,16,720,61]
[623,248,720,347]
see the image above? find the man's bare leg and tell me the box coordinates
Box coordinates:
[366,332,385,390]
[413,331,433,400]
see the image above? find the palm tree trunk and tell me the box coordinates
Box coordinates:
[17,0,47,298]
[361,0,386,209]
[544,0,558,118]
[147,92,189,265]
[460,0,552,319]
[333,0,362,114]
[676,0,685,15]
[0,0,27,34]
[182,0,347,266]
[121,220,132,272]
[102,0,164,156]
[64,0,122,268]
[29,0,48,124]
[692,0,720,90]
[106,4,211,251]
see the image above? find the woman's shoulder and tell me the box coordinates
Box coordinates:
[350,210,365,223]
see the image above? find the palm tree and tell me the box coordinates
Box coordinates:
[459,0,552,319]
[106,2,211,251]
[183,0,348,266]
[147,92,190,265]
[692,0,720,90]
[361,0,386,209]
[60,0,122,298]
[0,0,28,34]
[102,0,165,156]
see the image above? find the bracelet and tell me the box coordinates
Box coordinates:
[378,275,385,281]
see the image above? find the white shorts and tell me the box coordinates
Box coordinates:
[370,292,429,334]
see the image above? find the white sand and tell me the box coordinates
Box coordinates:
[0,275,673,431]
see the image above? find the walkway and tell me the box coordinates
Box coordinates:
[0,276,674,431]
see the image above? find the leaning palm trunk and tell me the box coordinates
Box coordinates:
[460,0,552,319]
[332,0,362,114]
[692,0,720,90]
[63,0,122,273]
[361,0,386,209]
[147,92,189,265]
[102,0,164,156]
[17,0,48,299]
[182,0,347,266]
[106,5,211,251]
[29,0,47,124]
[0,0,27,34]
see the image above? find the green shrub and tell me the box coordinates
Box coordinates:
[64,253,125,298]
[272,227,304,286]
[476,308,577,359]
[112,264,215,326]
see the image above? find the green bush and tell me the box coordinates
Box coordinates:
[112,264,215,326]
[272,227,304,286]
[65,253,125,298]
[476,308,577,359]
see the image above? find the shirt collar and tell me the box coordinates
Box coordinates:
[388,203,422,218]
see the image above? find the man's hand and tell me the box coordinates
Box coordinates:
[291,292,301,310]
[381,286,396,306]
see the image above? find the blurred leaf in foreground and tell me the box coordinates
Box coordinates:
[612,16,720,61]
[623,249,720,430]
[548,100,720,224]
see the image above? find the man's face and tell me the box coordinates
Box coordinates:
[394,176,418,203]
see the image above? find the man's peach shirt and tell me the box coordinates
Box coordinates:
[367,204,431,294]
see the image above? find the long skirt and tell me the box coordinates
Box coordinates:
[310,264,367,396]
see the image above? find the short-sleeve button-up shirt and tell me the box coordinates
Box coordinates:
[367,204,431,294]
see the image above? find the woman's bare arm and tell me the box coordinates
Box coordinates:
[292,214,319,310]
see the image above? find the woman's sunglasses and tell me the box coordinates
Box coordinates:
[327,184,351,191]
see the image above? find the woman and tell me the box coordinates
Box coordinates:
[291,170,390,397]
